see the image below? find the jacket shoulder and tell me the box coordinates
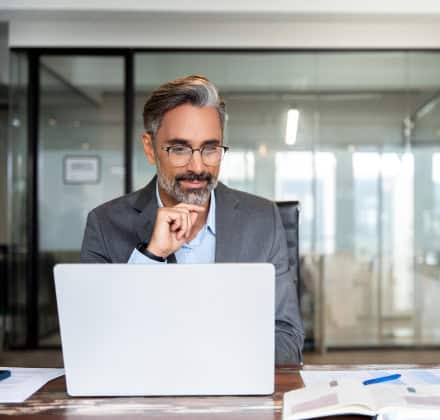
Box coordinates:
[217,183,276,214]
[89,187,149,219]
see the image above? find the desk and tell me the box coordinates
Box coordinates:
[0,365,408,419]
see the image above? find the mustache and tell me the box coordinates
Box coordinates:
[175,172,213,183]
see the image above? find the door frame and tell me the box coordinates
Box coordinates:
[14,48,134,348]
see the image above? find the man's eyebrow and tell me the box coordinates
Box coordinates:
[202,139,221,146]
[165,139,221,146]
[165,138,190,146]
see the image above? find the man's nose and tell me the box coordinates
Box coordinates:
[187,150,204,173]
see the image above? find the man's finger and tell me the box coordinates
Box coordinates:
[176,212,188,240]
[172,209,191,239]
[185,210,192,239]
[175,209,192,239]
[167,212,182,232]
[175,203,206,213]
[190,211,198,225]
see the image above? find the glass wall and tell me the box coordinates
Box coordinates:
[134,52,440,348]
[7,50,440,349]
[0,100,8,349]
[37,56,125,345]
[7,52,29,347]
[7,54,126,347]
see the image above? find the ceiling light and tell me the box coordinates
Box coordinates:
[258,144,268,157]
[285,109,299,145]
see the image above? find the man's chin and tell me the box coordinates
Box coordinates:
[178,189,210,205]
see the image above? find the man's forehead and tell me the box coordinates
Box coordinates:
[156,104,223,142]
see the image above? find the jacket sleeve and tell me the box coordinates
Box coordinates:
[80,210,112,263]
[270,203,304,365]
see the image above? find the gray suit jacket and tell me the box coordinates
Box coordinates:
[80,177,304,364]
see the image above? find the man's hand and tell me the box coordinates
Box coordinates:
[147,203,205,258]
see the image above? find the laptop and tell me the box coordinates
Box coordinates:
[53,263,275,396]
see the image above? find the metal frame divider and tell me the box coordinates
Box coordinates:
[26,51,40,348]
[20,49,134,348]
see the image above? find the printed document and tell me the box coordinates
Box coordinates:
[0,367,64,403]
[283,378,440,420]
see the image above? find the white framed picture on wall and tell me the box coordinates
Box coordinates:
[63,155,101,184]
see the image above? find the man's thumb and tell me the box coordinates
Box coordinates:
[190,211,198,224]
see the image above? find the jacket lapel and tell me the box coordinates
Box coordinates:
[132,176,158,245]
[131,178,242,262]
[215,182,242,262]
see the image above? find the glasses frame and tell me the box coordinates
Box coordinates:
[160,144,230,167]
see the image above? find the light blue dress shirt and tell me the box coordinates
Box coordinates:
[128,182,216,264]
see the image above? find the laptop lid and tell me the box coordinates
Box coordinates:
[54,263,275,396]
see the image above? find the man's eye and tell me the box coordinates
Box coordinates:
[171,146,189,154]
[203,146,219,153]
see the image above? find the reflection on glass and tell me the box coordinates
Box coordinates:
[389,153,414,315]
[275,152,336,255]
[353,153,380,257]
[7,50,440,349]
[220,151,255,192]
[7,52,29,347]
[276,152,314,252]
[37,56,125,345]
[130,51,440,349]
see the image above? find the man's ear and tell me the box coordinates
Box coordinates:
[142,132,156,164]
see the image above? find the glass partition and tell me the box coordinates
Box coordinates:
[37,56,125,345]
[7,52,29,347]
[134,51,440,348]
[8,50,440,349]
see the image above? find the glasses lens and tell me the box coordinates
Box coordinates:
[166,145,226,167]
[169,145,192,167]
[202,146,223,166]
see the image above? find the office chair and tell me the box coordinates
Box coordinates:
[276,201,315,352]
[275,201,301,301]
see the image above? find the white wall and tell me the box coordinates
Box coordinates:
[8,18,440,49]
[4,1,440,48]
[2,1,440,15]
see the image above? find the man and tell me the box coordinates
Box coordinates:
[80,75,304,364]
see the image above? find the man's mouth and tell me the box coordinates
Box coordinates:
[178,179,208,188]
[175,173,211,189]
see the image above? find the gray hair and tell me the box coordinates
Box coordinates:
[143,75,226,140]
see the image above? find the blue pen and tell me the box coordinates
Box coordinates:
[363,373,401,386]
[0,370,11,381]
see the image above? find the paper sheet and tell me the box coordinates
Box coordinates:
[283,378,440,420]
[300,368,440,388]
[0,367,64,403]
[378,406,440,420]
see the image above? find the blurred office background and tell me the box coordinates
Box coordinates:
[1,2,440,361]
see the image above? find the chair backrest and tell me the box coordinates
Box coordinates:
[275,201,300,300]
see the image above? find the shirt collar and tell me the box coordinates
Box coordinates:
[155,180,216,236]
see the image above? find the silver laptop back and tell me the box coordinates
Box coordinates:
[54,263,275,396]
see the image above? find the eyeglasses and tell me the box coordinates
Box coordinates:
[161,144,229,167]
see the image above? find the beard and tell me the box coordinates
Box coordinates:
[157,162,218,205]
